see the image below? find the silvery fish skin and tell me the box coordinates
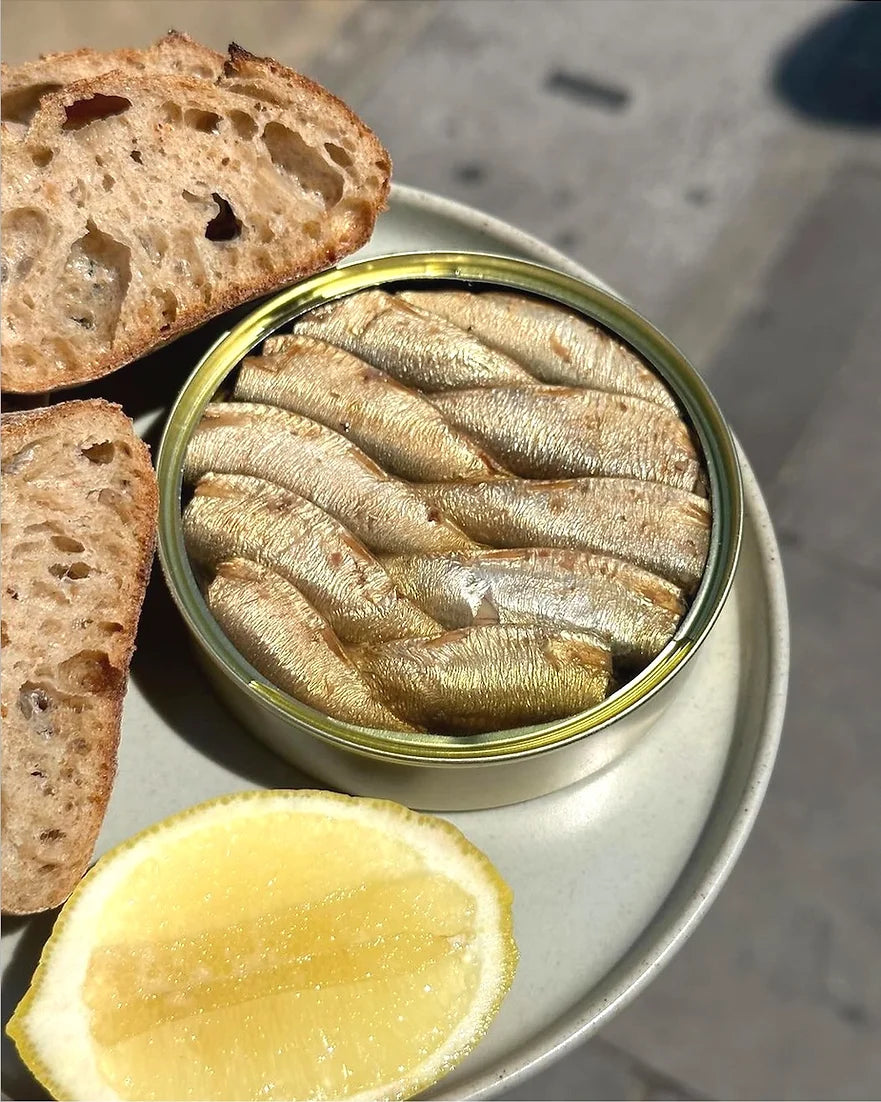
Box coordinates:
[184,473,440,644]
[431,385,701,488]
[294,288,537,391]
[351,624,612,734]
[183,403,477,554]
[207,559,416,731]
[399,288,677,410]
[382,548,685,667]
[424,477,710,591]
[235,335,503,482]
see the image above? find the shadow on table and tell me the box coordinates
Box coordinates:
[1,912,57,1102]
[0,302,259,422]
[772,1,881,128]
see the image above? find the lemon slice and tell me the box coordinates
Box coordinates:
[8,790,517,1101]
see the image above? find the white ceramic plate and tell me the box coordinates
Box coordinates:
[0,185,789,1102]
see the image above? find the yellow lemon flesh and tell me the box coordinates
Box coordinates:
[8,790,517,1101]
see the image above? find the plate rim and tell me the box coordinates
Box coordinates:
[378,186,789,1100]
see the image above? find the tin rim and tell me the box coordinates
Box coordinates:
[156,252,743,765]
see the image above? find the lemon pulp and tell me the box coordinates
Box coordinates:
[81,807,485,1100]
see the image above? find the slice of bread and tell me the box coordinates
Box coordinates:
[1,400,158,913]
[1,35,391,393]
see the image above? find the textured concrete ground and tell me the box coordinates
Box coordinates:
[3,1,880,1098]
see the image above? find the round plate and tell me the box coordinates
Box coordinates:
[0,185,788,1102]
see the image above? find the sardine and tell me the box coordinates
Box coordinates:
[184,473,440,644]
[351,624,612,734]
[423,477,710,591]
[382,548,685,667]
[235,335,503,482]
[294,288,537,391]
[183,403,477,554]
[431,385,701,488]
[399,289,678,410]
[207,559,415,731]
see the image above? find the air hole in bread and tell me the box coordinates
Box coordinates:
[18,682,51,721]
[5,444,37,475]
[228,109,257,139]
[262,122,343,206]
[1,82,62,125]
[96,487,132,520]
[205,193,242,242]
[227,82,284,106]
[58,649,118,693]
[58,222,131,344]
[62,94,132,131]
[51,535,85,553]
[152,287,179,326]
[81,441,115,464]
[40,829,65,842]
[130,150,143,164]
[339,197,373,228]
[3,208,51,282]
[98,621,125,636]
[161,101,183,124]
[302,220,322,241]
[101,173,115,191]
[252,217,275,244]
[49,561,92,580]
[69,180,89,208]
[185,108,221,133]
[14,540,43,556]
[1,620,9,648]
[31,147,53,168]
[324,142,353,168]
[139,229,168,264]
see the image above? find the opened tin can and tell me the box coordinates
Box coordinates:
[156,252,743,810]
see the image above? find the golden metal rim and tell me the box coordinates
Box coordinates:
[157,252,744,765]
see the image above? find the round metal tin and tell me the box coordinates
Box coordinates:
[156,253,744,808]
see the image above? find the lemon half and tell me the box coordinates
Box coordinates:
[8,790,517,1101]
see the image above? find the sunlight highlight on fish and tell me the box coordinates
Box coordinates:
[207,559,416,731]
[423,477,710,591]
[184,474,440,643]
[351,624,612,734]
[294,289,537,391]
[431,385,701,487]
[235,335,503,481]
[382,548,685,666]
[183,403,477,554]
[399,288,678,409]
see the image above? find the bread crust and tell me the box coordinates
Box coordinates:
[1,35,391,393]
[1,400,158,913]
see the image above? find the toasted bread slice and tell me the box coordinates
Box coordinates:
[1,36,391,393]
[1,400,158,913]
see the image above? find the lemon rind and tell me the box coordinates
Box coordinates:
[7,789,518,1102]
